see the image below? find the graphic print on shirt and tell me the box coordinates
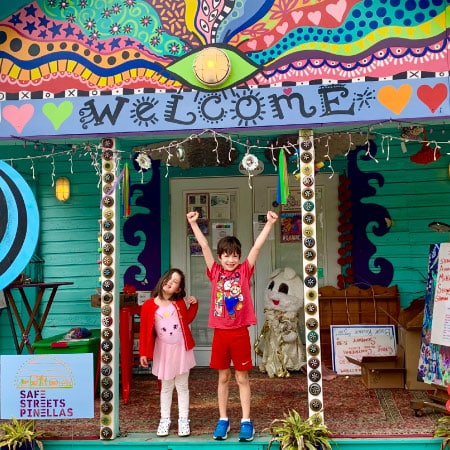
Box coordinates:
[155,306,182,344]
[214,270,243,319]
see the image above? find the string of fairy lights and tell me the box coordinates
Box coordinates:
[3,122,450,184]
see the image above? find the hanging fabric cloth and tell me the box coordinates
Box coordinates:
[276,148,290,205]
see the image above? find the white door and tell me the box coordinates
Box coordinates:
[170,174,339,366]
[170,177,258,366]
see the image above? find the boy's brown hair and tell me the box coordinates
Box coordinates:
[216,236,242,258]
[152,268,186,300]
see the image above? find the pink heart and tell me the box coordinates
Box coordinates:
[283,88,293,95]
[417,83,448,113]
[308,11,321,25]
[276,22,288,35]
[326,0,347,22]
[247,40,257,50]
[291,10,303,24]
[263,35,275,47]
[2,104,34,134]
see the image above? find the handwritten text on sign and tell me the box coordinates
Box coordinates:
[431,243,450,346]
[331,325,396,375]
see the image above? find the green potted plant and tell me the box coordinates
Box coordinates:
[265,409,333,450]
[0,417,46,450]
[434,415,450,450]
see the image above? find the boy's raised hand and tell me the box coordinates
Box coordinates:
[186,211,199,223]
[267,210,278,224]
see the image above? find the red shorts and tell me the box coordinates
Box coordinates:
[210,327,252,371]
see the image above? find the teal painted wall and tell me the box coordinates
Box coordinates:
[2,131,450,354]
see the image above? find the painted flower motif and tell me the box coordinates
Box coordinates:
[135,152,151,171]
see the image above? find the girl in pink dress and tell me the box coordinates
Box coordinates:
[139,268,198,437]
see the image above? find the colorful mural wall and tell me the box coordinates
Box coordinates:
[1,0,450,441]
[0,1,449,139]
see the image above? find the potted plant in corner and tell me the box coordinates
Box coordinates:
[434,415,450,450]
[0,417,46,450]
[265,409,333,450]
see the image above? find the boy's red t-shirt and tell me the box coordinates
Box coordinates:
[206,259,257,329]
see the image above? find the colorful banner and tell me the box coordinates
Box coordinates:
[0,79,448,140]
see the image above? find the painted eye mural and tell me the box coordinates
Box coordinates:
[0,0,447,93]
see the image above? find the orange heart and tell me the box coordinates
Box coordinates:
[377,85,412,115]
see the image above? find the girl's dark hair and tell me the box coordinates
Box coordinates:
[151,268,186,300]
[216,236,242,257]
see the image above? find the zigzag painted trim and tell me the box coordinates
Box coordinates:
[1,71,449,101]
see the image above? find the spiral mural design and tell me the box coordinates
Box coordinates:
[0,161,39,290]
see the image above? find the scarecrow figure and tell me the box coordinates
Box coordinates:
[255,267,306,377]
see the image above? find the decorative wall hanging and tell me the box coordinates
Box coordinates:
[0,161,39,290]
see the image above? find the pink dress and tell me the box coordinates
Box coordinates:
[151,303,196,380]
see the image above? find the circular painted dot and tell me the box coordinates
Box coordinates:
[101,402,112,414]
[310,399,322,412]
[305,303,317,315]
[10,38,22,52]
[309,369,321,382]
[306,318,318,330]
[308,357,320,369]
[308,330,319,343]
[102,352,112,364]
[28,44,40,57]
[101,390,113,402]
[101,365,112,377]
[102,316,113,327]
[101,427,113,439]
[101,377,113,389]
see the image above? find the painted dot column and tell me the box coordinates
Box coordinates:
[99,138,120,439]
[299,129,324,423]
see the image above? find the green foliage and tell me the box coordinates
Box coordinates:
[0,417,46,450]
[265,409,333,450]
[434,415,450,450]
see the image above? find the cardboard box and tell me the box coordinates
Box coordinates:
[346,346,405,389]
[397,299,429,390]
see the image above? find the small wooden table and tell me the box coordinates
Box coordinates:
[3,281,74,354]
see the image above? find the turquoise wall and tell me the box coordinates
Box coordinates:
[1,130,450,354]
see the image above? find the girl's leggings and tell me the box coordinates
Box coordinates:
[160,371,190,419]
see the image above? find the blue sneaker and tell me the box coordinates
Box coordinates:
[213,419,230,440]
[239,420,255,442]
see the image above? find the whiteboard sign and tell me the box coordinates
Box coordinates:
[331,325,397,375]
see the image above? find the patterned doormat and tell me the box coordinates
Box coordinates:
[31,367,443,439]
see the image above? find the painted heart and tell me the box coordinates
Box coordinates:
[291,10,303,24]
[276,22,288,35]
[42,101,73,130]
[417,83,448,113]
[326,0,347,22]
[308,11,321,25]
[247,40,257,50]
[2,104,34,134]
[283,88,292,95]
[377,85,413,115]
[263,34,275,47]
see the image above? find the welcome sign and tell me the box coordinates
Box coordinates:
[0,79,448,140]
[0,354,94,419]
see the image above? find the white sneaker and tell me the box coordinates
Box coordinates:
[156,418,171,436]
[178,418,190,437]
